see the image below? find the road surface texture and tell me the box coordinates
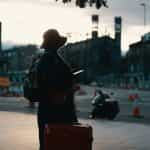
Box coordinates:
[0,85,150,150]
[75,85,150,124]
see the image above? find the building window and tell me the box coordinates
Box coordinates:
[7,52,12,57]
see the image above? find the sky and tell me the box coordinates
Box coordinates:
[0,0,150,52]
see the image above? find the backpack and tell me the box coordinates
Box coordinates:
[23,56,42,102]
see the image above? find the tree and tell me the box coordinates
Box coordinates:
[56,0,108,9]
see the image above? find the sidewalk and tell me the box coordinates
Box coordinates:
[0,111,150,150]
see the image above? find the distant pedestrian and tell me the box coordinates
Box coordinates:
[37,29,78,150]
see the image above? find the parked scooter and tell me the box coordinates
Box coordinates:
[89,90,120,120]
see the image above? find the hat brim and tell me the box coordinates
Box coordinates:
[57,36,67,47]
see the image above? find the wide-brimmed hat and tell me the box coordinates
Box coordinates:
[41,29,67,49]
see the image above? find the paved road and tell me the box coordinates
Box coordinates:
[75,86,150,124]
[102,88,150,103]
[0,91,150,125]
[79,85,150,103]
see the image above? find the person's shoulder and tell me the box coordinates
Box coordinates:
[39,51,53,63]
[57,52,71,67]
[40,51,50,59]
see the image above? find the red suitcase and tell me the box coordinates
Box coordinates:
[44,123,93,150]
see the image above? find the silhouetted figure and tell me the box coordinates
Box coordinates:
[37,29,78,150]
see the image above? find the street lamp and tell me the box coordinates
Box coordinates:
[140,3,146,27]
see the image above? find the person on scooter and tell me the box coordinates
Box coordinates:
[93,89,109,105]
[89,89,109,119]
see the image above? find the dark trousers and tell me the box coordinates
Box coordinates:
[37,94,78,150]
[38,119,45,150]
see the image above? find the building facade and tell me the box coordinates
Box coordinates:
[60,16,122,85]
[2,45,39,94]
[127,35,150,89]
[60,35,121,84]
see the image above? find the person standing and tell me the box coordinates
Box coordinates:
[37,29,78,150]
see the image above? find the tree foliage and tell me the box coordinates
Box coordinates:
[56,0,108,9]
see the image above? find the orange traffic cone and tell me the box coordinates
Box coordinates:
[128,94,134,102]
[132,106,141,117]
[132,93,142,118]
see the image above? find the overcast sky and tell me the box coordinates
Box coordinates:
[0,0,150,52]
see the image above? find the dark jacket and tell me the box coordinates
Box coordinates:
[37,50,77,123]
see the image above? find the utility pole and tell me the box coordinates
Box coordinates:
[0,22,1,53]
